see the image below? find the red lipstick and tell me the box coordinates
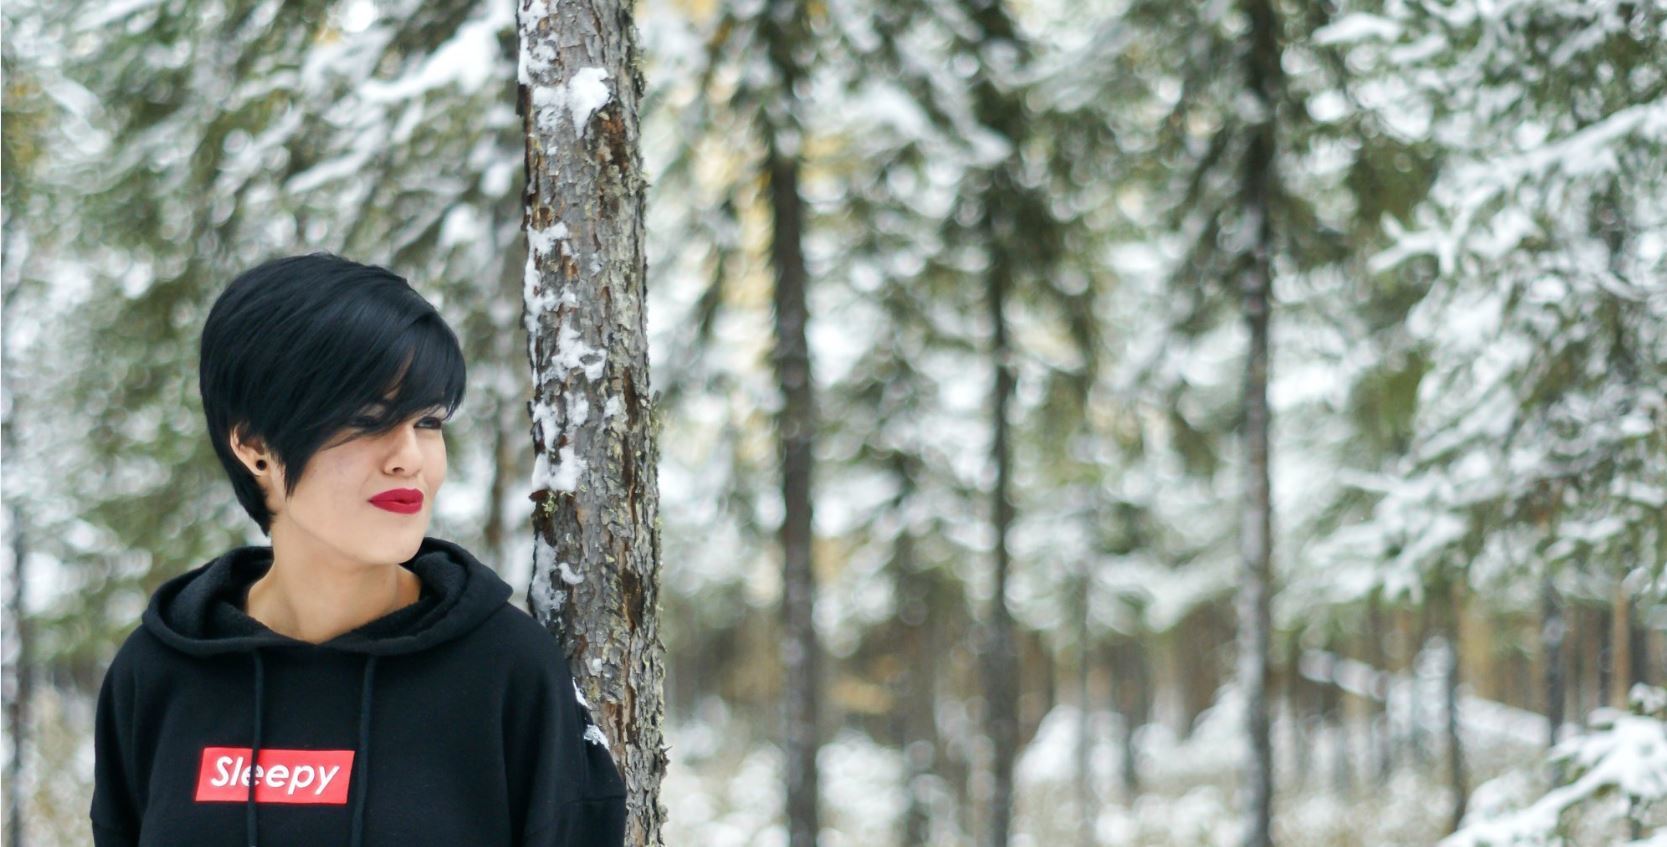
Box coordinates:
[369,488,423,514]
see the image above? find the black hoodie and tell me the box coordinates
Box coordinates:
[89,536,627,847]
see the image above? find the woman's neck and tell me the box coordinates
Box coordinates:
[243,532,424,644]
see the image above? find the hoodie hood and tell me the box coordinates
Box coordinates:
[138,535,513,847]
[143,535,512,656]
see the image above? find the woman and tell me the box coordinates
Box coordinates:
[89,253,627,847]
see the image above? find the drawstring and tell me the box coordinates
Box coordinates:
[243,651,380,847]
[351,655,378,847]
[246,649,264,847]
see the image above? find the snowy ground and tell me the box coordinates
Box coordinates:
[661,661,1664,847]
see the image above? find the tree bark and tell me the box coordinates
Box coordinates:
[1073,566,1095,847]
[1612,579,1632,708]
[518,1,667,843]
[1237,0,1281,839]
[3,202,32,847]
[1441,577,1467,834]
[1109,636,1151,799]
[1540,574,1565,784]
[1367,592,1392,784]
[891,462,935,847]
[759,4,824,839]
[981,197,1020,847]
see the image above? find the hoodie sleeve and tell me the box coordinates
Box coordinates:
[90,645,142,847]
[512,652,627,847]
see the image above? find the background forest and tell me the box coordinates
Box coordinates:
[3,0,1665,845]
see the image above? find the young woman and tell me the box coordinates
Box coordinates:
[89,253,627,847]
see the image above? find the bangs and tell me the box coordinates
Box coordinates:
[326,314,467,439]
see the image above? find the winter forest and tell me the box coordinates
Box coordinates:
[2,0,1665,844]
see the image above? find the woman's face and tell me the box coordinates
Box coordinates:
[248,401,448,567]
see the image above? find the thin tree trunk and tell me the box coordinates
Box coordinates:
[1109,636,1150,800]
[3,209,32,847]
[1612,580,1632,708]
[1236,0,1281,837]
[4,451,29,847]
[1320,634,1352,796]
[518,1,667,843]
[1367,592,1392,785]
[892,463,934,847]
[1441,577,1467,834]
[1283,630,1308,792]
[1625,594,1649,693]
[486,233,528,568]
[1073,565,1094,847]
[754,2,823,842]
[1567,602,1586,725]
[981,198,1020,847]
[1540,574,1565,783]
[1409,600,1432,767]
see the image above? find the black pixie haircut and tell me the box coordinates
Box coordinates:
[199,252,466,535]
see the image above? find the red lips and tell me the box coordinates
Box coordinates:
[369,488,423,514]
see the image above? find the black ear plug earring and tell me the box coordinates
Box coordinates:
[256,460,267,471]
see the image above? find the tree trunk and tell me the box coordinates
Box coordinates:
[1236,0,1281,839]
[1367,592,1392,785]
[1540,574,1565,784]
[3,446,29,847]
[1320,633,1353,796]
[1284,630,1308,792]
[891,466,935,847]
[3,204,32,847]
[1612,579,1632,708]
[1110,636,1151,800]
[1073,566,1095,847]
[753,2,824,842]
[1409,600,1432,767]
[518,2,667,843]
[1440,577,1467,834]
[981,193,1020,847]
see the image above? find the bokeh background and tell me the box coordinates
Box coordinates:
[3,0,1665,844]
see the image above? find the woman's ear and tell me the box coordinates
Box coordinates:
[229,424,271,477]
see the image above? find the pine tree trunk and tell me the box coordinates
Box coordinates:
[1320,634,1352,796]
[1236,0,1281,839]
[3,218,32,847]
[1597,597,1614,713]
[891,467,935,847]
[1367,592,1392,784]
[518,2,667,843]
[1441,577,1467,834]
[1073,567,1095,847]
[1110,637,1150,799]
[981,199,1020,847]
[4,472,29,847]
[1540,574,1565,783]
[754,1,824,839]
[1612,580,1632,708]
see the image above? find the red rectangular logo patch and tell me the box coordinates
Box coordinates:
[194,747,355,805]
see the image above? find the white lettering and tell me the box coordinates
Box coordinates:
[213,756,234,787]
[315,765,340,795]
[288,765,316,795]
[265,764,288,789]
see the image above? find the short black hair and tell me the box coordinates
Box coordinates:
[199,252,466,535]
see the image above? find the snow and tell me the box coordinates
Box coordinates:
[531,68,614,139]
[1443,685,1667,847]
[1313,13,1403,46]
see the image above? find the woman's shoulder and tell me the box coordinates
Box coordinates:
[104,621,172,678]
[469,599,575,668]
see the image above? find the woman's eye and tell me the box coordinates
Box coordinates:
[419,416,445,429]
